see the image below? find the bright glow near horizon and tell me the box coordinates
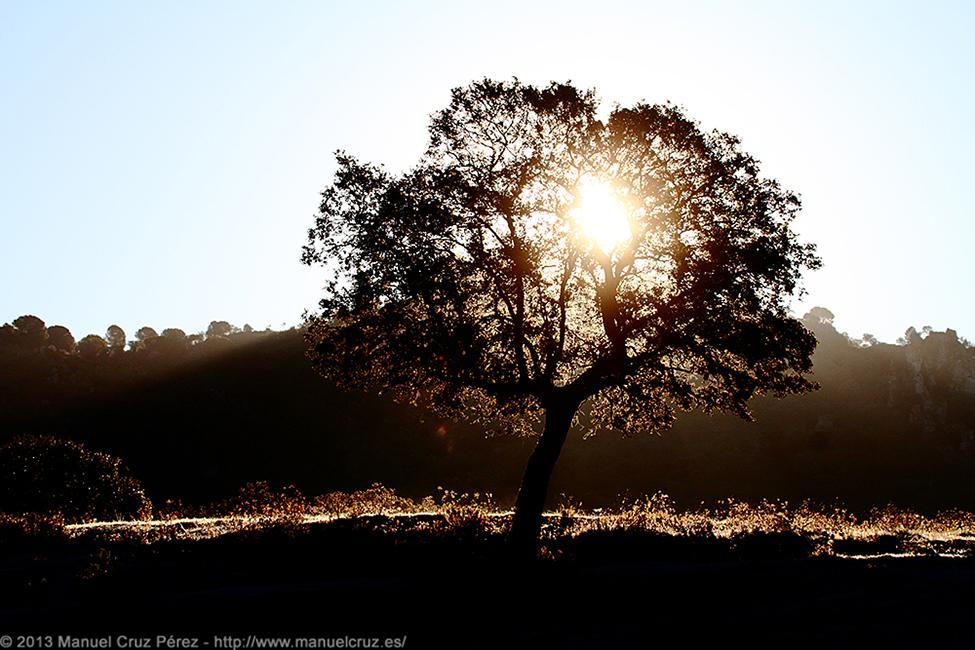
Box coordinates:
[570,178,632,255]
[1,1,974,344]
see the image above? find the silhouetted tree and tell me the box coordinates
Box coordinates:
[12,315,47,350]
[161,328,187,340]
[105,324,126,351]
[805,307,835,326]
[802,307,847,347]
[0,324,17,351]
[130,326,159,353]
[860,333,879,348]
[905,326,923,346]
[46,325,76,354]
[153,328,191,354]
[78,334,108,360]
[135,326,159,342]
[303,79,821,555]
[206,320,234,340]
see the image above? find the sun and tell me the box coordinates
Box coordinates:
[569,177,631,255]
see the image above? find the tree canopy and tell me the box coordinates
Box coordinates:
[106,324,127,351]
[304,79,819,434]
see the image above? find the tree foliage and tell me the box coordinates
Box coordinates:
[46,325,76,353]
[78,334,108,359]
[135,326,159,343]
[106,324,126,351]
[12,315,47,350]
[0,435,151,522]
[207,320,234,340]
[303,78,820,437]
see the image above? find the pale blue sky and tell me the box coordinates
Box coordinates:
[2,1,972,343]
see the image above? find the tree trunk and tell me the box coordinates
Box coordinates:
[510,396,578,558]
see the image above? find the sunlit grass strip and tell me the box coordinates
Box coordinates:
[52,484,975,559]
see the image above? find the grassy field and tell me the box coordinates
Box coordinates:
[3,486,975,647]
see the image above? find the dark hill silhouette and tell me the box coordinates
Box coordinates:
[1,311,973,510]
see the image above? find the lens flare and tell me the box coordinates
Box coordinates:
[570,177,631,255]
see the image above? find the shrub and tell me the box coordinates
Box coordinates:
[0,435,152,522]
[219,481,309,524]
[312,483,426,518]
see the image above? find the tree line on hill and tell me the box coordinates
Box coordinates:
[1,309,974,512]
[0,316,281,419]
[0,315,261,358]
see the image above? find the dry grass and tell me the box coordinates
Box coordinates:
[16,484,964,560]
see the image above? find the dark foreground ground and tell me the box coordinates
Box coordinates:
[2,518,974,648]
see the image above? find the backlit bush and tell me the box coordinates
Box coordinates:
[0,435,151,523]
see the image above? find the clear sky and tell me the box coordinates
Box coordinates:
[2,1,972,343]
